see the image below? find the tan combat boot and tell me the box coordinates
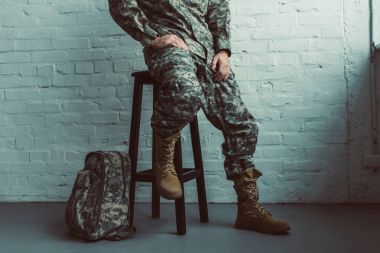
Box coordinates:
[153,131,183,200]
[233,167,291,234]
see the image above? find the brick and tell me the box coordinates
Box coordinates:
[232,16,257,28]
[114,60,132,72]
[45,113,81,125]
[304,119,346,132]
[68,49,107,61]
[269,39,309,52]
[81,112,119,124]
[23,5,58,17]
[39,15,77,26]
[99,99,128,111]
[261,119,305,132]
[14,40,53,51]
[109,49,140,60]
[0,52,31,63]
[2,17,39,28]
[33,137,51,149]
[56,63,75,74]
[322,25,343,38]
[76,14,111,25]
[233,41,268,53]
[0,102,26,113]
[294,25,322,38]
[259,133,283,145]
[49,152,65,164]
[254,54,276,66]
[0,64,37,75]
[40,87,81,100]
[234,1,278,15]
[262,146,305,158]
[55,39,89,49]
[0,151,29,162]
[260,94,304,106]
[75,62,94,74]
[94,61,113,73]
[30,151,50,162]
[31,51,68,62]
[1,76,50,88]
[65,151,85,162]
[0,41,14,52]
[256,14,297,27]
[56,26,93,38]
[298,12,341,25]
[251,27,292,39]
[25,103,61,113]
[13,27,57,40]
[310,38,344,52]
[4,137,15,149]
[58,3,88,14]
[281,106,328,119]
[38,64,55,75]
[93,25,126,36]
[7,114,45,125]
[55,125,96,136]
[252,108,281,120]
[0,126,30,136]
[81,86,116,98]
[276,53,297,65]
[62,102,99,112]
[52,74,89,87]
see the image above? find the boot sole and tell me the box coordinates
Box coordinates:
[155,181,183,200]
[160,190,183,200]
[235,220,290,235]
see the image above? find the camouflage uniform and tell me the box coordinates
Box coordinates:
[109,0,260,180]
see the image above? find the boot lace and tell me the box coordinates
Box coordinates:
[244,177,271,216]
[255,202,271,216]
[158,137,178,177]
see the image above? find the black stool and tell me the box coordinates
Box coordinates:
[128,70,209,235]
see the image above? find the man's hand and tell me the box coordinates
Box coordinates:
[211,50,230,82]
[151,34,189,51]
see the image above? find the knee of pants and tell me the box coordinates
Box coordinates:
[249,117,259,135]
[156,79,203,121]
[248,115,259,147]
[235,111,259,140]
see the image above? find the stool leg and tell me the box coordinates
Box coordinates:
[174,135,186,235]
[152,83,160,219]
[190,116,209,223]
[128,79,144,227]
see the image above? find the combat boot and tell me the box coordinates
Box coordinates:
[233,167,291,234]
[153,130,183,200]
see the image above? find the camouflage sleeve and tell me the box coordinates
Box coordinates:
[108,0,160,47]
[205,0,232,57]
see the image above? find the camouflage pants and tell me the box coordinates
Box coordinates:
[143,46,260,180]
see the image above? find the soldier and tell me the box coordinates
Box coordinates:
[109,0,291,234]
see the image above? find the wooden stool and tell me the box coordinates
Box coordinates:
[128,70,209,235]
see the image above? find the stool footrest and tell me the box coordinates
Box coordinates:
[135,168,201,182]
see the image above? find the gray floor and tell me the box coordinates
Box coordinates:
[0,203,379,253]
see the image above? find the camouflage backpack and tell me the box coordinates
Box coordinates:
[65,151,136,241]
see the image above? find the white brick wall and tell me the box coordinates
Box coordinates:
[0,0,379,203]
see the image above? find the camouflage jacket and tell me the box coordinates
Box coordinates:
[108,0,231,66]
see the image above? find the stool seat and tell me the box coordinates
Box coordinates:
[128,70,208,235]
[131,70,155,83]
